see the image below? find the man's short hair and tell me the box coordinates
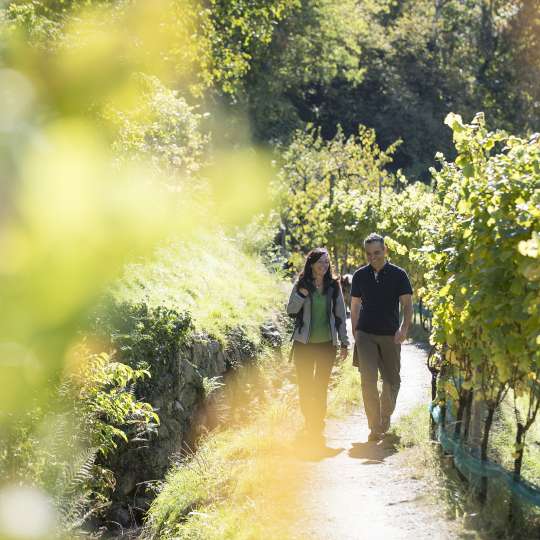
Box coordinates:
[364,233,385,248]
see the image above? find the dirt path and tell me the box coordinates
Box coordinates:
[293,341,460,540]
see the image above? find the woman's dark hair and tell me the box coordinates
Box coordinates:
[298,248,338,293]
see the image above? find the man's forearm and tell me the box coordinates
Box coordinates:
[400,302,413,332]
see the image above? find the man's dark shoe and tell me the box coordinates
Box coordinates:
[368,430,383,442]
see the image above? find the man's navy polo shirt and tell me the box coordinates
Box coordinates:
[351,262,413,336]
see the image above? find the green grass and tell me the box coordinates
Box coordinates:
[392,404,431,448]
[391,403,540,539]
[490,394,540,487]
[114,230,286,344]
[143,392,309,540]
[327,355,362,417]
[391,406,483,531]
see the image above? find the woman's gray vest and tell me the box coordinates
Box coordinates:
[286,282,350,348]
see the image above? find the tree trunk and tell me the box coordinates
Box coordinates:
[509,422,525,525]
[441,402,447,429]
[462,390,474,443]
[454,391,468,438]
[478,403,496,504]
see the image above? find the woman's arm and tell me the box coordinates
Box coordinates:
[286,282,308,315]
[335,287,350,348]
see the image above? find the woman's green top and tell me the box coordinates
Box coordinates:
[309,289,331,343]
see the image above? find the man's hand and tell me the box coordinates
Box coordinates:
[339,347,349,360]
[394,327,407,344]
[397,293,412,344]
[298,287,309,296]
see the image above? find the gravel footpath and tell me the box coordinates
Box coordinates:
[292,341,461,540]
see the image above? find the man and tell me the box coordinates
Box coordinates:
[351,233,413,441]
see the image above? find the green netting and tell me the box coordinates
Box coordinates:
[429,403,540,507]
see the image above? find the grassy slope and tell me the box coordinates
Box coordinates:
[114,230,286,344]
[108,231,303,538]
[143,392,308,540]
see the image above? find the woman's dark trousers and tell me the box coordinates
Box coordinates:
[294,341,335,433]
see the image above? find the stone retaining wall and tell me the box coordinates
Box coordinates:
[105,323,282,528]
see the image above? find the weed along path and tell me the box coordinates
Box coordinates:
[292,342,460,540]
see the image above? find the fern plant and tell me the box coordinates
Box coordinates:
[0,344,159,534]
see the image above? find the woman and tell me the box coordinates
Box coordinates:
[287,248,350,440]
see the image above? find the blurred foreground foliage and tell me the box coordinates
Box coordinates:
[0,0,279,420]
[0,0,283,537]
